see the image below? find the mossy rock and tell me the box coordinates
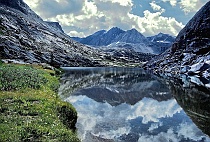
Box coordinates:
[57,102,78,130]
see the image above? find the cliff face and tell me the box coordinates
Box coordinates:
[144,1,210,88]
[171,1,210,54]
[45,21,64,33]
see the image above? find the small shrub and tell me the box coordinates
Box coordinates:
[57,102,78,130]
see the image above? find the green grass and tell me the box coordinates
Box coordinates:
[0,65,48,91]
[0,64,80,142]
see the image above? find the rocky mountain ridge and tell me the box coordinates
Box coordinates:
[144,1,210,88]
[148,33,175,53]
[72,28,175,54]
[0,0,151,67]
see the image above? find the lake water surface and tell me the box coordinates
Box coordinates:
[59,67,210,142]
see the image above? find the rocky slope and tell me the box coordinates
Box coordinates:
[0,0,105,67]
[144,1,210,88]
[0,0,145,67]
[72,27,125,46]
[147,33,175,54]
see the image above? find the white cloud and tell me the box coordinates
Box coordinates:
[66,95,182,141]
[82,0,98,15]
[23,0,185,37]
[179,0,207,14]
[24,0,84,19]
[138,128,180,142]
[161,0,209,14]
[126,98,182,123]
[99,0,133,6]
[68,30,85,37]
[94,126,131,140]
[148,122,163,132]
[65,94,210,142]
[150,1,165,13]
[162,0,177,6]
[128,10,184,36]
[138,121,210,142]
[45,0,134,36]
[23,0,40,8]
[177,123,210,141]
[112,0,133,6]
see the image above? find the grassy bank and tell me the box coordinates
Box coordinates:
[0,63,80,141]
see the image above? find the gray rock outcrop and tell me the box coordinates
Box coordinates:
[144,1,210,88]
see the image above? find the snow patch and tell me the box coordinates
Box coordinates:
[189,63,204,72]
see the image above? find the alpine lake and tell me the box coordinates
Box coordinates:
[58,67,210,142]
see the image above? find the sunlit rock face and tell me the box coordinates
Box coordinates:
[144,1,210,87]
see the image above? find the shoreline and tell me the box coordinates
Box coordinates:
[0,63,80,141]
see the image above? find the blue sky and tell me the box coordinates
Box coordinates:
[23,0,208,37]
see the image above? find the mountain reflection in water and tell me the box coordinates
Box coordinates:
[59,67,210,142]
[166,75,210,138]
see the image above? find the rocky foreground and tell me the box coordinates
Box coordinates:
[144,1,210,88]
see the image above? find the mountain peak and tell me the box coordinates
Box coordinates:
[93,30,106,35]
[128,28,139,33]
[112,28,148,44]
[107,27,124,34]
[110,27,123,31]
[126,28,145,37]
[157,32,164,35]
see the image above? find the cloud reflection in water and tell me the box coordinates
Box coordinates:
[66,94,209,142]
[60,67,210,142]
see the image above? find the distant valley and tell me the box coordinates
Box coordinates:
[72,27,175,55]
